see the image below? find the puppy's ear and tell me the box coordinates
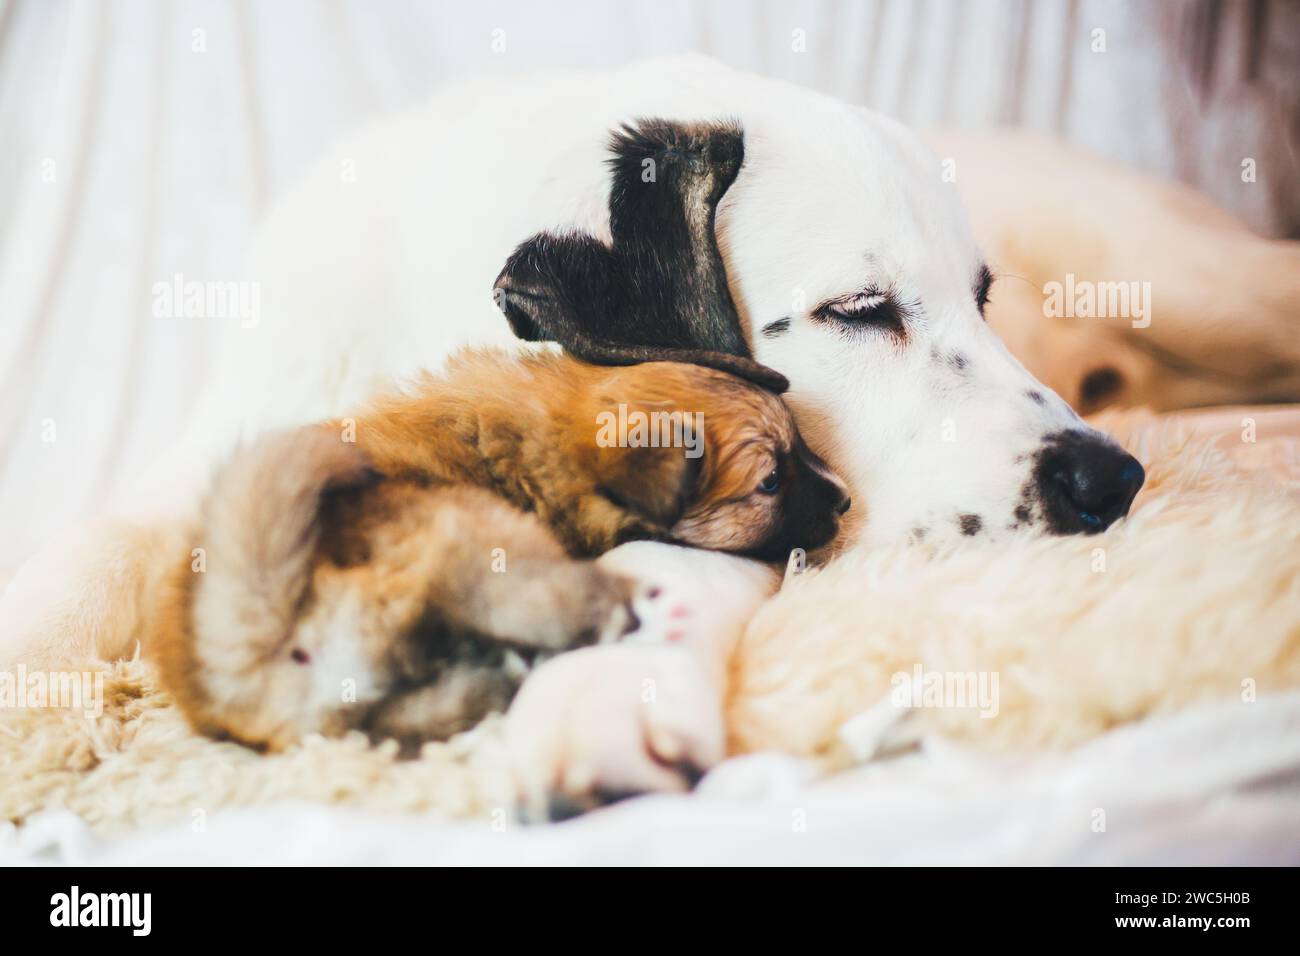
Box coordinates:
[596,442,704,532]
[492,119,788,394]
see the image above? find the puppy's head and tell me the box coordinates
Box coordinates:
[585,361,849,561]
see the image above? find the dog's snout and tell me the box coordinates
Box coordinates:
[1035,433,1145,534]
[798,438,851,521]
[740,435,850,561]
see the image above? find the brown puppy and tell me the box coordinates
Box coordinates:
[150,350,848,752]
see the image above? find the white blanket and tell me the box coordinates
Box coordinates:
[8,692,1299,866]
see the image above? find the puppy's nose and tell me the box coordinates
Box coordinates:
[1037,433,1144,534]
[835,495,852,517]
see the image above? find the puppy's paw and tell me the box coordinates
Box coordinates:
[505,642,724,821]
[485,561,636,651]
[621,582,694,646]
[582,570,642,646]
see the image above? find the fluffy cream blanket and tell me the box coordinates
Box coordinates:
[729,407,1300,760]
[3,407,1298,834]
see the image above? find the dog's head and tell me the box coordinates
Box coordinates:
[495,107,1144,548]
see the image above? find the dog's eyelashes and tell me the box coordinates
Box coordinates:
[813,289,908,335]
[825,291,887,319]
[757,468,781,494]
[974,264,994,317]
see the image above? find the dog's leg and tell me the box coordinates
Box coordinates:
[0,408,226,671]
[409,486,640,652]
[0,518,186,670]
[505,541,779,818]
[358,664,522,755]
[315,487,646,752]
[328,494,645,751]
[933,129,1300,411]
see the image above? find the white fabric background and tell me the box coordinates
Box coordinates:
[1,0,1296,568]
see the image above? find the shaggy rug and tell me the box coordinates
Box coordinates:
[730,406,1300,759]
[2,406,1298,836]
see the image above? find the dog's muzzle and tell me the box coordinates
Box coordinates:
[1032,431,1146,534]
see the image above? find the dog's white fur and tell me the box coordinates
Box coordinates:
[1,56,1103,801]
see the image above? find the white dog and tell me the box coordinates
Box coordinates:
[0,56,1142,811]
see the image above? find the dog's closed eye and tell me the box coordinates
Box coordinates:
[974,264,994,316]
[813,287,911,337]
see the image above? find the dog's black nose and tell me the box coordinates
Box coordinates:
[1035,433,1145,534]
[835,495,852,517]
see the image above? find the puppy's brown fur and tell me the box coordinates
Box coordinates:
[150,350,848,752]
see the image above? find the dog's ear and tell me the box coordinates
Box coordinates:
[603,119,748,356]
[492,119,788,394]
[492,232,618,347]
